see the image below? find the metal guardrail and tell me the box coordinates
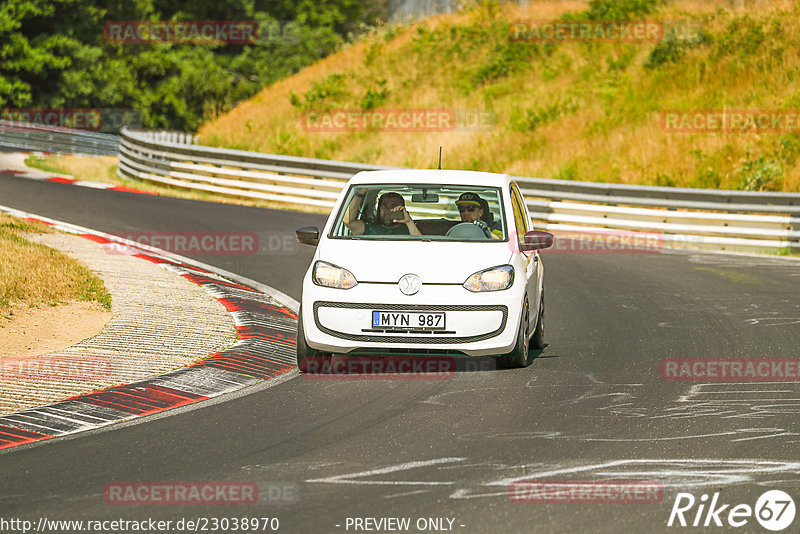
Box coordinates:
[118,128,396,208]
[116,127,800,254]
[0,120,120,156]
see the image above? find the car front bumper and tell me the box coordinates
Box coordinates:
[302,278,524,356]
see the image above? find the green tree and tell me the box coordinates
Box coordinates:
[1,0,386,131]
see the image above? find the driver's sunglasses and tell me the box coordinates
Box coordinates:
[458,205,478,213]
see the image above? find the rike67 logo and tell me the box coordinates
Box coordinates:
[667,490,796,531]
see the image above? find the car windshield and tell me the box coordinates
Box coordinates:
[330,184,506,241]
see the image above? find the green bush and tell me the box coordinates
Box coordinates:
[738,156,783,191]
[653,173,676,187]
[779,133,800,166]
[472,40,538,86]
[714,16,765,57]
[290,73,349,111]
[510,97,580,132]
[645,19,708,68]
[360,79,389,110]
[585,0,662,20]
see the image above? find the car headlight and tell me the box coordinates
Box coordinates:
[463,265,514,292]
[313,261,358,289]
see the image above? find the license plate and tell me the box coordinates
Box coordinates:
[371,311,446,330]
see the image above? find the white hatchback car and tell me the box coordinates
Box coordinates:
[295,169,553,370]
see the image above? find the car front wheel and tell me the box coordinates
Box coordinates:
[296,309,330,373]
[498,298,530,369]
[531,290,544,350]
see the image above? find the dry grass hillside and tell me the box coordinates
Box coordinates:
[198,0,800,192]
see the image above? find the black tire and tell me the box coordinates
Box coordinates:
[531,290,544,350]
[498,298,530,368]
[296,309,329,373]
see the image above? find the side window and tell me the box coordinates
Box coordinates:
[510,185,527,244]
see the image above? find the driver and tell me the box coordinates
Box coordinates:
[456,192,502,239]
[344,190,421,236]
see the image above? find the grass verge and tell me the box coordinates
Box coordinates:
[0,214,112,319]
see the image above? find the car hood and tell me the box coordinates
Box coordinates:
[317,239,513,284]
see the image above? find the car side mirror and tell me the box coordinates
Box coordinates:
[296,226,320,246]
[520,230,554,251]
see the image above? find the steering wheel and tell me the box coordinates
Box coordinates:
[472,220,493,238]
[445,222,492,239]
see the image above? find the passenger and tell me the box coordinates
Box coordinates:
[344,190,421,236]
[455,192,502,239]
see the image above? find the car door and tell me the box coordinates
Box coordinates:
[509,182,538,329]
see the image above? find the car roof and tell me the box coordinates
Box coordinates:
[348,169,512,188]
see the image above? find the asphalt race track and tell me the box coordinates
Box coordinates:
[2,172,800,533]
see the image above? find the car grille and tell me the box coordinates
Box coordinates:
[313,301,508,344]
[362,328,457,334]
[343,348,467,356]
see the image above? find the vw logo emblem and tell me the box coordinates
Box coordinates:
[398,274,421,295]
